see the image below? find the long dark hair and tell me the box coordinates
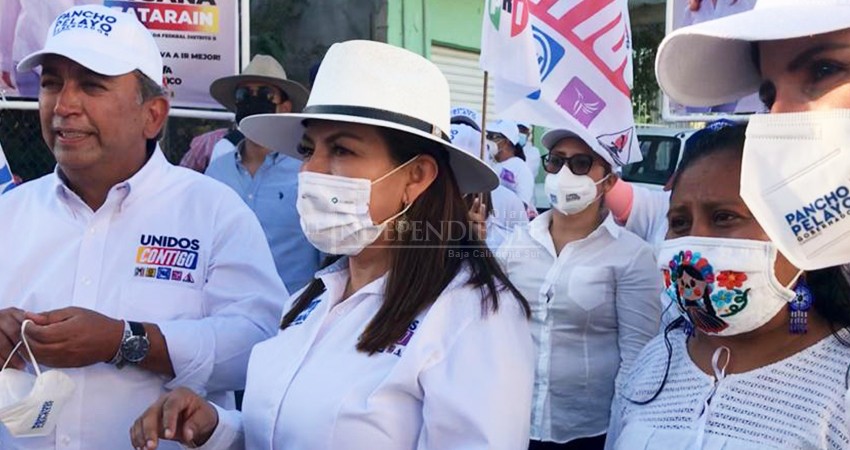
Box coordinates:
[629,123,850,404]
[280,125,530,354]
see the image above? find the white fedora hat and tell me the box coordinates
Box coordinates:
[210,54,308,112]
[656,0,850,107]
[240,40,498,194]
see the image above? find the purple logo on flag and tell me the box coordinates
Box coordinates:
[556,77,606,127]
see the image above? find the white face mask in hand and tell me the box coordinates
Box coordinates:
[742,110,850,270]
[0,320,75,437]
[297,156,418,256]
[657,237,800,337]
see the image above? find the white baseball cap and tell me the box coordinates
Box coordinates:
[18,5,163,85]
[540,127,618,168]
[450,106,481,132]
[486,119,521,147]
[239,40,498,194]
[656,0,850,107]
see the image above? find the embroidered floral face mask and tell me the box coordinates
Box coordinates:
[657,236,801,336]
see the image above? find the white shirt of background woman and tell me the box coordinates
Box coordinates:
[497,211,662,443]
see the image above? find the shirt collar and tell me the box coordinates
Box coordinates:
[52,145,169,211]
[529,209,620,250]
[235,140,282,165]
[315,257,388,305]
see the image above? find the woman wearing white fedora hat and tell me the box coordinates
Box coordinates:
[129,40,535,450]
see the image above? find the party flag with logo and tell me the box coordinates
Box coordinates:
[483,0,641,166]
[479,0,540,90]
[0,141,15,194]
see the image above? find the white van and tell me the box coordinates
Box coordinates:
[620,126,695,191]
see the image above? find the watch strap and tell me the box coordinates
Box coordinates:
[128,321,146,338]
[108,320,130,366]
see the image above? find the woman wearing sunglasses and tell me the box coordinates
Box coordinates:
[497,129,661,450]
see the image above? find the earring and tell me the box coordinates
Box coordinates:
[395,202,410,234]
[789,277,814,334]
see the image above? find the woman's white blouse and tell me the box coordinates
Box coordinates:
[497,211,662,443]
[607,328,850,449]
[197,258,535,450]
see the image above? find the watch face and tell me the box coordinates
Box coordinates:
[122,336,150,363]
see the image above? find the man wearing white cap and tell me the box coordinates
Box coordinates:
[487,119,535,210]
[0,5,285,448]
[205,54,319,292]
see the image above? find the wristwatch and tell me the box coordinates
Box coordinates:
[112,320,150,368]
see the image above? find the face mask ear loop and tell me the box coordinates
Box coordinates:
[1,342,23,372]
[785,269,805,291]
[371,155,420,186]
[19,321,40,376]
[2,320,40,375]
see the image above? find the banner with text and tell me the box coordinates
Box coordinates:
[0,0,238,110]
[481,0,641,166]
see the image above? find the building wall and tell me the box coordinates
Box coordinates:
[387,0,483,57]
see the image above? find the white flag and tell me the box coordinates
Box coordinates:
[0,141,16,194]
[479,0,539,89]
[491,0,641,166]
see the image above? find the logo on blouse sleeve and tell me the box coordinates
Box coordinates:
[379,320,420,357]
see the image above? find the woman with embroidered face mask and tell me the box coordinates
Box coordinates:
[497,128,661,450]
[129,40,535,450]
[606,124,850,449]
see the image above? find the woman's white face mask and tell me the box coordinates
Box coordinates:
[296,156,418,256]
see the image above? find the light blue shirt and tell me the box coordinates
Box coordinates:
[206,143,321,292]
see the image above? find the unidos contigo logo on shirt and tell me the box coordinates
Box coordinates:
[53,9,119,37]
[136,234,200,270]
[785,185,850,243]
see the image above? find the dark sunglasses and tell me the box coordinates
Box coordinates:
[485,133,506,142]
[542,153,595,175]
[235,85,281,103]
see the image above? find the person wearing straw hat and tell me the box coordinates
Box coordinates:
[205,55,319,292]
[497,126,660,450]
[0,5,286,449]
[206,54,308,164]
[130,39,535,450]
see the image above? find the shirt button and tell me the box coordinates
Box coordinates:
[60,436,71,445]
[88,227,96,234]
[247,194,254,200]
[83,278,92,286]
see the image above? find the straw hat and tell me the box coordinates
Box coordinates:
[210,54,309,112]
[239,40,498,194]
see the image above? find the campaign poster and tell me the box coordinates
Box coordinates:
[0,0,239,110]
[664,0,765,120]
